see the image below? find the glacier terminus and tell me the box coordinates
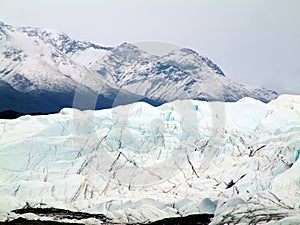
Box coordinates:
[0,95,300,224]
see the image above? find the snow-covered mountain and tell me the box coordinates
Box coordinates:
[91,44,277,102]
[0,21,277,114]
[0,22,115,112]
[0,95,299,224]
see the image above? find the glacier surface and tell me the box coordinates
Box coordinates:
[0,95,300,224]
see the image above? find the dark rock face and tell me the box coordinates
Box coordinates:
[145,214,214,225]
[1,207,110,225]
[12,207,109,222]
[0,218,84,225]
[3,205,213,225]
[2,208,213,225]
[0,110,24,119]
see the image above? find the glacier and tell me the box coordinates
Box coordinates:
[0,95,300,224]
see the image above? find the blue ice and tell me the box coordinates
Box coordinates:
[295,147,300,161]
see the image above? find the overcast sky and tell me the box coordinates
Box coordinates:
[1,0,299,94]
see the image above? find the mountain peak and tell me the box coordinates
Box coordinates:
[110,42,153,61]
[117,42,146,52]
[161,47,225,77]
[0,21,10,29]
[178,47,198,55]
[119,42,136,47]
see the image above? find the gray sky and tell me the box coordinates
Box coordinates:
[1,0,299,94]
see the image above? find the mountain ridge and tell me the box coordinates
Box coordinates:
[0,21,278,113]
